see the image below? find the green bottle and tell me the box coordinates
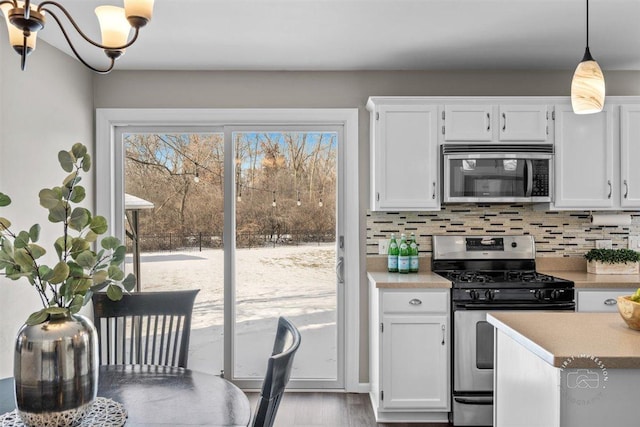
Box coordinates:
[388,234,399,273]
[398,233,410,274]
[409,232,419,273]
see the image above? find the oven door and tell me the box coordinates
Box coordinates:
[454,310,494,392]
[443,151,552,203]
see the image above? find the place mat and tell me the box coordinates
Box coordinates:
[0,397,127,427]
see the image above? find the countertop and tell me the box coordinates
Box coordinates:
[488,312,640,368]
[367,271,451,289]
[539,270,640,289]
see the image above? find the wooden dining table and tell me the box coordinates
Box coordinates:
[0,365,252,427]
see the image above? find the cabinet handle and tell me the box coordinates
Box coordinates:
[409,298,422,305]
[432,182,436,199]
[441,324,446,345]
[607,180,612,199]
[624,180,629,199]
[604,298,617,306]
[502,112,506,131]
[486,113,491,131]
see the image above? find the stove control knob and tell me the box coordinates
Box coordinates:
[550,289,561,300]
[534,289,544,300]
[469,289,479,300]
[485,290,495,301]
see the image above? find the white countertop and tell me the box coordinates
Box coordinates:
[488,312,640,368]
[367,271,451,288]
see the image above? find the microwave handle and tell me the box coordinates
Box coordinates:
[525,159,533,197]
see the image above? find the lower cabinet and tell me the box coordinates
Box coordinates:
[576,288,634,312]
[369,285,450,423]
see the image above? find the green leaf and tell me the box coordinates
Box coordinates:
[82,153,92,172]
[28,224,40,242]
[63,172,80,189]
[54,235,73,259]
[0,193,11,207]
[101,236,120,250]
[68,295,84,314]
[0,217,11,230]
[58,150,74,173]
[44,307,69,316]
[69,207,90,231]
[69,186,86,203]
[39,188,61,209]
[70,238,90,257]
[90,216,108,235]
[26,309,49,326]
[108,265,125,281]
[75,250,97,269]
[50,261,70,284]
[84,230,98,243]
[38,265,53,281]
[14,248,33,270]
[122,273,136,292]
[27,243,46,260]
[106,285,123,301]
[90,281,111,292]
[71,143,87,159]
[15,231,30,249]
[93,270,108,285]
[48,202,68,223]
[111,246,126,265]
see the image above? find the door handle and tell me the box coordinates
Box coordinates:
[604,298,617,306]
[525,159,533,197]
[432,182,436,199]
[502,112,506,131]
[607,180,612,199]
[486,113,490,131]
[336,256,344,284]
[624,180,629,199]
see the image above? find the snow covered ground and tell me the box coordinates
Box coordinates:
[126,243,337,380]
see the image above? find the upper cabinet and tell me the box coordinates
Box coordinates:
[368,99,439,211]
[553,104,615,209]
[620,106,640,208]
[442,104,549,143]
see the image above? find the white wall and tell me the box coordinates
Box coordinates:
[0,33,93,377]
[92,69,640,382]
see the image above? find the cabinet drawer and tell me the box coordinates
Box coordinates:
[577,289,632,312]
[382,291,448,314]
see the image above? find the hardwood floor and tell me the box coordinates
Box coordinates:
[246,392,451,427]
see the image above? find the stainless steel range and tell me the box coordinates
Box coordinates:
[432,235,575,427]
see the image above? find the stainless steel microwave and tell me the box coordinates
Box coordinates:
[442,144,553,203]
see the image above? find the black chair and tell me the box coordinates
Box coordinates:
[91,290,199,368]
[252,316,301,427]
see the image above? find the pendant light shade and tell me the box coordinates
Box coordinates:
[571,0,605,114]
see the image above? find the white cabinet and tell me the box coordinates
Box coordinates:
[576,289,632,312]
[368,100,439,211]
[553,104,615,209]
[369,286,450,423]
[620,106,640,208]
[442,104,549,142]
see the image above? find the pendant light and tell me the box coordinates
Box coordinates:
[571,0,605,114]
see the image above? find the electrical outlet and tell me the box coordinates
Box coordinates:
[378,239,389,255]
[596,239,613,249]
[629,235,640,250]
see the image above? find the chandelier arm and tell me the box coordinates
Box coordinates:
[42,7,115,74]
[0,1,18,8]
[38,1,141,51]
[20,33,26,70]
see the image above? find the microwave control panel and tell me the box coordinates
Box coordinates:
[531,160,549,197]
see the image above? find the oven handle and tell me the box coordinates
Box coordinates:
[455,302,575,310]
[454,396,493,405]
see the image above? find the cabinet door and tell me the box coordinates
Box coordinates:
[499,105,549,141]
[381,315,449,410]
[620,106,640,208]
[554,104,614,209]
[373,105,439,210]
[443,105,492,141]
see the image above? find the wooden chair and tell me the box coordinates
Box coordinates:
[91,290,199,368]
[252,317,301,427]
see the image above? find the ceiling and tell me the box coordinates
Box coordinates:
[22,0,640,71]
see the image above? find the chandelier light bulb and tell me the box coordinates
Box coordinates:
[95,6,130,50]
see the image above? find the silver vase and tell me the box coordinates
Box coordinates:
[14,313,98,427]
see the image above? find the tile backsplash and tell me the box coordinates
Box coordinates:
[367,204,640,257]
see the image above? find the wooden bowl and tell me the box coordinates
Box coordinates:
[617,296,640,330]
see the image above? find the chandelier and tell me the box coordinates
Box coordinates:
[0,0,154,73]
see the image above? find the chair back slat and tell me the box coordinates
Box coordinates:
[92,290,199,368]
[252,317,301,427]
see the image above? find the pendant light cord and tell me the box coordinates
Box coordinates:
[586,0,590,49]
